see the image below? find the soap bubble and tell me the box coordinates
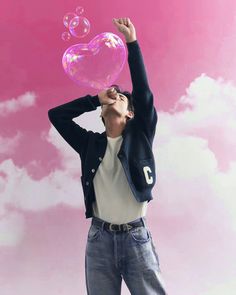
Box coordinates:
[75,6,84,15]
[62,32,126,89]
[69,16,90,38]
[61,31,71,41]
[63,12,77,28]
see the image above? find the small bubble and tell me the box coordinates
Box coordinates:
[75,6,84,15]
[61,31,71,41]
[63,12,77,28]
[69,16,90,38]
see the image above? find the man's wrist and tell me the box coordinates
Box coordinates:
[125,37,137,43]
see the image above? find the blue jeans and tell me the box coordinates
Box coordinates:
[85,216,167,294]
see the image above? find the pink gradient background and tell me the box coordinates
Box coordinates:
[1,0,236,294]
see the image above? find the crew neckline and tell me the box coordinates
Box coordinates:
[107,135,122,140]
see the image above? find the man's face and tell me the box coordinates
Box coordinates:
[100,93,133,121]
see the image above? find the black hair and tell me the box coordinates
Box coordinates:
[101,84,135,126]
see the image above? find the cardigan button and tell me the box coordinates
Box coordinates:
[99,157,102,161]
[86,181,89,186]
[91,169,95,173]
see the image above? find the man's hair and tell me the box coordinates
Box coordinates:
[101,84,135,126]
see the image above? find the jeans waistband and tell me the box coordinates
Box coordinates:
[91,216,147,232]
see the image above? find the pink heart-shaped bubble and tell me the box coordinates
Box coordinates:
[62,32,126,89]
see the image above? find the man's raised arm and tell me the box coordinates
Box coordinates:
[47,88,119,156]
[112,18,157,138]
[48,94,100,156]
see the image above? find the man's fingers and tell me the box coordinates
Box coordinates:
[113,18,125,25]
[116,18,122,24]
[112,19,118,26]
[112,18,121,25]
[107,88,118,99]
[107,87,117,93]
[108,93,118,99]
[112,19,121,29]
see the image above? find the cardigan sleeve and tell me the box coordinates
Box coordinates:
[126,40,157,139]
[48,94,101,156]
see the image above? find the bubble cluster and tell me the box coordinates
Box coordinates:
[61,6,126,89]
[61,6,90,41]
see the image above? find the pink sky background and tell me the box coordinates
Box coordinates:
[1,0,236,294]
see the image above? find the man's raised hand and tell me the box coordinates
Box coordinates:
[112,17,137,43]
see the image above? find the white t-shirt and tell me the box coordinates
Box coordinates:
[92,135,148,224]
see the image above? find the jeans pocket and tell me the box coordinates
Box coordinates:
[87,224,101,242]
[130,226,151,244]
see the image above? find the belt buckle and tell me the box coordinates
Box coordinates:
[123,224,133,232]
[109,223,133,232]
[109,223,120,231]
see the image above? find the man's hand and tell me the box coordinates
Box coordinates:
[98,87,119,106]
[112,17,136,43]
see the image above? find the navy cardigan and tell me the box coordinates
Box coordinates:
[48,40,158,218]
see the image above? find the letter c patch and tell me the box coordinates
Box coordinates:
[143,166,153,184]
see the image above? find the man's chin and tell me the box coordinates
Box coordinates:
[104,108,121,117]
[107,101,116,106]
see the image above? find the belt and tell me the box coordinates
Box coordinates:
[92,217,144,232]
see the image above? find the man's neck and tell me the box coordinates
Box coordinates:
[105,117,127,138]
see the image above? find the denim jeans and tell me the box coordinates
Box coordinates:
[85,216,167,295]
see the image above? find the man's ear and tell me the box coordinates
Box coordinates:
[126,110,134,119]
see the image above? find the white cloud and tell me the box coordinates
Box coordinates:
[0,91,36,117]
[0,158,84,212]
[201,278,236,295]
[0,155,85,245]
[43,106,104,173]
[153,73,236,230]
[169,74,236,146]
[0,107,104,246]
[0,210,25,246]
[0,132,22,154]
[212,162,236,227]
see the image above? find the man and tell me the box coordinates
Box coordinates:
[48,17,167,295]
